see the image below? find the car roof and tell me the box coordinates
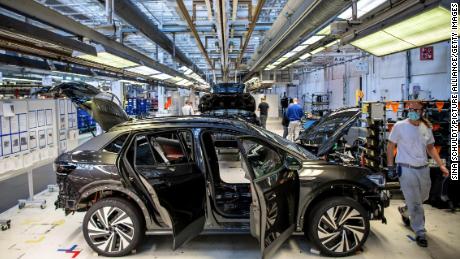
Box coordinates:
[109,116,253,133]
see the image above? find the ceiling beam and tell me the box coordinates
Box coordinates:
[0,0,196,82]
[0,14,97,56]
[204,0,213,21]
[236,0,265,69]
[100,0,204,77]
[176,0,214,70]
[232,0,238,21]
[215,0,229,82]
[247,0,349,78]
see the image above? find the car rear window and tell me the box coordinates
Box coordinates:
[75,131,126,152]
[103,133,128,153]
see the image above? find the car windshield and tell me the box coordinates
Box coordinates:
[248,124,317,160]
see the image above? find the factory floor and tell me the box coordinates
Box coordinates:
[0,119,459,259]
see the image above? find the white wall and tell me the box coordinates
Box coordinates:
[271,41,451,113]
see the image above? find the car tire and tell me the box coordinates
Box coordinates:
[82,197,144,257]
[306,196,370,257]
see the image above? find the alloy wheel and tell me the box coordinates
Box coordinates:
[87,206,135,253]
[317,205,366,253]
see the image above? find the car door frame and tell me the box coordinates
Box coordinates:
[117,128,206,249]
[236,135,300,259]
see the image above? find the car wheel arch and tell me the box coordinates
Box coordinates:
[77,184,157,230]
[298,181,370,231]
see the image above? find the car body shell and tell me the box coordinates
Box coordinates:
[55,117,388,235]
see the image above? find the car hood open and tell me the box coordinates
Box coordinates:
[298,107,361,156]
[50,82,129,131]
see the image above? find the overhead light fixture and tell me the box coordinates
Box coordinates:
[317,25,331,35]
[311,47,325,55]
[338,0,387,20]
[301,35,325,45]
[299,53,312,60]
[292,45,309,52]
[281,63,293,70]
[151,73,173,80]
[350,6,450,56]
[325,40,340,48]
[179,66,194,75]
[272,57,288,66]
[167,76,185,83]
[73,45,138,68]
[177,79,193,86]
[265,65,276,70]
[282,52,297,58]
[126,65,160,75]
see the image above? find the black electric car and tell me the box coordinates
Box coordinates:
[53,83,388,258]
[199,83,259,125]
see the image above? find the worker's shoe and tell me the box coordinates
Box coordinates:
[416,236,428,247]
[398,205,410,226]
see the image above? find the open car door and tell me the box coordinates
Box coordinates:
[119,131,206,249]
[237,136,300,259]
[50,82,129,131]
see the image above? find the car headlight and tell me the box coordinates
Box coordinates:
[366,174,386,187]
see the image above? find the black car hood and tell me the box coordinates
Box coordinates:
[50,82,129,131]
[299,107,361,156]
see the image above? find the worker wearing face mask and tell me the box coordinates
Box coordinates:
[386,100,449,248]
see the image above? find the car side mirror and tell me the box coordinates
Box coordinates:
[284,155,302,171]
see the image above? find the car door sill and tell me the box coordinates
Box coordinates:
[145,229,305,236]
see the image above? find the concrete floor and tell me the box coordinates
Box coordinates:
[0,119,459,259]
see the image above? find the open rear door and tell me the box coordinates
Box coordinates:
[237,137,300,259]
[120,131,206,249]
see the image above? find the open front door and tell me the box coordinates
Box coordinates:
[121,131,206,249]
[237,137,300,259]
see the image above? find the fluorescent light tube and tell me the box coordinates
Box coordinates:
[317,25,331,35]
[126,65,160,75]
[351,6,450,56]
[76,49,138,68]
[167,76,184,83]
[299,53,311,60]
[311,47,325,54]
[282,52,297,58]
[325,40,340,48]
[293,45,309,52]
[338,0,387,20]
[384,6,450,47]
[302,35,325,45]
[151,73,173,80]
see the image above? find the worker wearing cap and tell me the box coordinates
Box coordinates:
[387,100,449,248]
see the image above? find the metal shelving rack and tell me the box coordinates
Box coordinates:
[310,92,330,116]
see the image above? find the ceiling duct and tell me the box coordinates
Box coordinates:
[247,0,350,77]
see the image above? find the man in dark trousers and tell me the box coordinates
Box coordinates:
[282,98,293,138]
[280,92,289,114]
[258,97,269,129]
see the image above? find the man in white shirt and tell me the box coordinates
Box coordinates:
[181,100,194,116]
[387,100,449,248]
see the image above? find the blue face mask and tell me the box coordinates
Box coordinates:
[408,111,420,121]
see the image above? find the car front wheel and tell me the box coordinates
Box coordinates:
[82,197,143,257]
[307,197,370,257]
